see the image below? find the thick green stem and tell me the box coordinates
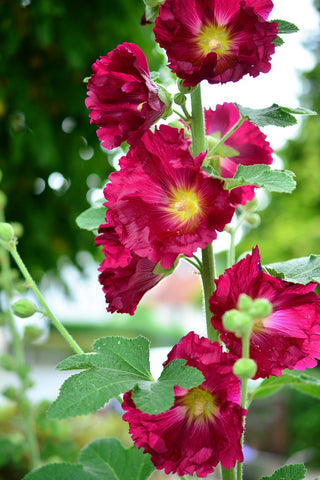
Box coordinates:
[190,85,218,343]
[7,242,84,355]
[222,466,237,480]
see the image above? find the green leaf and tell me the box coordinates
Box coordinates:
[260,463,306,480]
[252,371,320,400]
[224,164,296,194]
[76,206,106,231]
[48,336,153,419]
[80,438,154,480]
[273,36,284,47]
[272,19,299,35]
[48,336,204,419]
[264,254,320,284]
[22,463,95,480]
[131,359,204,414]
[235,103,316,128]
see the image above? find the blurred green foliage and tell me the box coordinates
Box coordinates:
[239,0,320,263]
[0,0,164,281]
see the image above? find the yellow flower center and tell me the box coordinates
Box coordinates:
[197,24,231,57]
[169,188,200,224]
[181,387,216,423]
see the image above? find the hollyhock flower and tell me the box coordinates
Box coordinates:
[104,124,235,269]
[205,103,273,205]
[95,224,164,315]
[122,332,246,477]
[209,247,320,378]
[153,0,278,87]
[85,42,169,150]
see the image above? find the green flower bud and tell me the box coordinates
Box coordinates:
[0,353,16,371]
[237,293,253,312]
[177,79,197,95]
[11,222,24,238]
[3,386,19,401]
[0,222,14,242]
[250,298,272,319]
[12,299,38,318]
[222,309,252,337]
[246,213,261,227]
[233,358,257,380]
[173,92,187,106]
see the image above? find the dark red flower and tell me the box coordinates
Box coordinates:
[85,43,168,150]
[104,125,235,269]
[154,0,278,87]
[95,224,164,315]
[205,103,273,205]
[209,247,320,378]
[122,332,246,477]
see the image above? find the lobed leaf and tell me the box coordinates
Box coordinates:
[235,103,316,128]
[80,438,154,480]
[260,463,306,480]
[131,359,204,414]
[264,254,320,285]
[224,164,296,194]
[48,336,204,419]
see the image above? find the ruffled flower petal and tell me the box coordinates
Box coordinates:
[122,332,246,477]
[104,125,235,269]
[209,246,320,378]
[95,224,163,315]
[154,0,278,87]
[85,42,166,149]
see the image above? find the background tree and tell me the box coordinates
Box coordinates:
[0,0,164,281]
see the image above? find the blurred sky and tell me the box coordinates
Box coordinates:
[37,0,320,326]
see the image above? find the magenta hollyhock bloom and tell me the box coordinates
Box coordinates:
[205,103,273,205]
[153,0,278,87]
[122,332,246,477]
[95,224,164,315]
[85,43,167,150]
[209,247,320,378]
[104,124,235,269]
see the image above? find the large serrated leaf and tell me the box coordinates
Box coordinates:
[225,164,296,194]
[48,336,204,419]
[260,464,306,480]
[264,255,320,284]
[131,359,204,414]
[48,336,153,419]
[80,438,154,480]
[22,463,95,480]
[76,206,106,231]
[235,103,316,128]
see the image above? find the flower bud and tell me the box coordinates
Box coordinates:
[12,299,38,318]
[223,309,252,337]
[250,298,272,319]
[23,325,44,343]
[0,222,14,242]
[237,293,253,312]
[174,92,187,106]
[233,358,257,380]
[246,213,261,227]
[11,222,24,239]
[177,79,197,95]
